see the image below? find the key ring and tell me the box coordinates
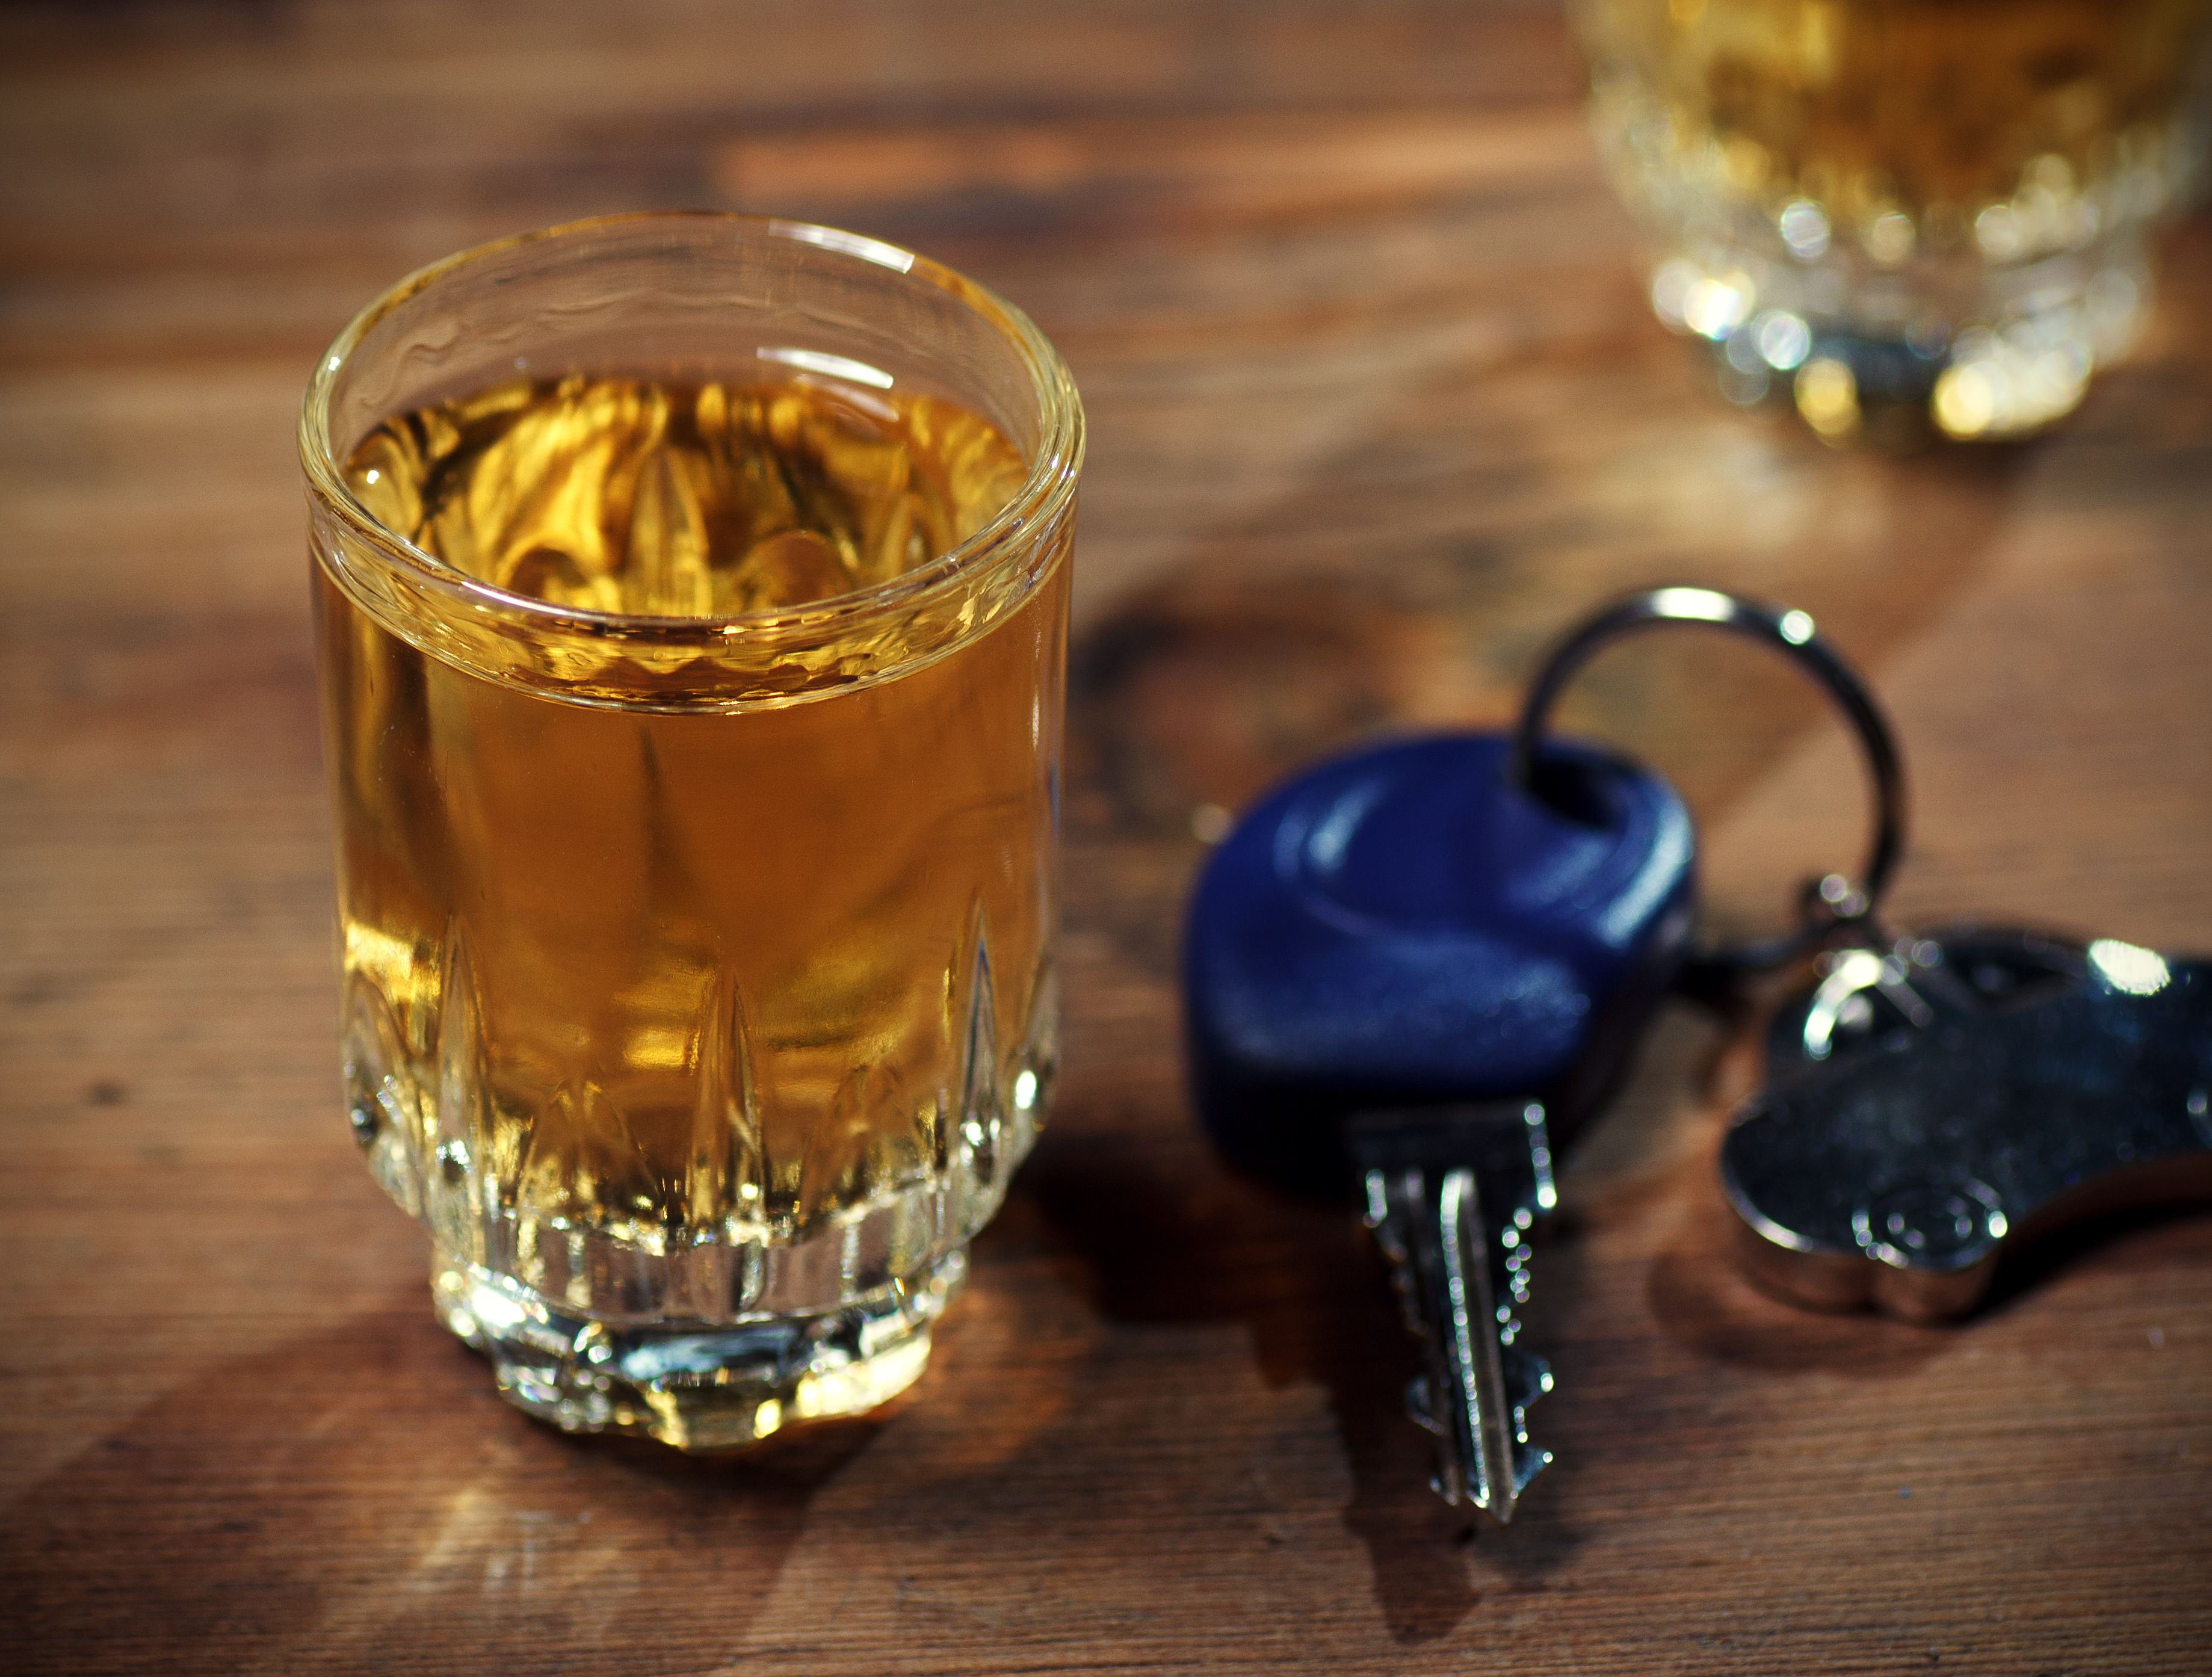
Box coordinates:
[1507,585,1908,978]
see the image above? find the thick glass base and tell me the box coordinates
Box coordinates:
[433,1245,963,1450]
[1643,233,2154,446]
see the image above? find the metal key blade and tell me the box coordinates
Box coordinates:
[1355,1103,1559,1522]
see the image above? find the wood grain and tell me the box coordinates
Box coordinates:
[3,2,2208,1672]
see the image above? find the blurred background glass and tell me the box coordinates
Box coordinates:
[1572,0,2212,440]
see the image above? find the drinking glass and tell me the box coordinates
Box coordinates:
[1571,0,2212,439]
[300,214,1081,1448]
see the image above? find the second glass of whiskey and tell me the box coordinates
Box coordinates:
[1572,0,2212,440]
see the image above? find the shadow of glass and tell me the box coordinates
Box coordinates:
[3,1289,879,1676]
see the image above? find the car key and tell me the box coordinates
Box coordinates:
[1722,925,2212,1320]
[1355,1100,1560,1517]
[1183,587,1901,1521]
[1184,724,1696,1518]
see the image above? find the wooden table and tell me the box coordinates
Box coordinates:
[5,3,2208,1671]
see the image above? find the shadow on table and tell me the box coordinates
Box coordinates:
[1020,1126,1587,1646]
[2,1292,877,1677]
[1651,1164,2212,1368]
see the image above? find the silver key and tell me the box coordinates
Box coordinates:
[1353,1101,1559,1522]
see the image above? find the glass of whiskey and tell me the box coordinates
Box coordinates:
[300,214,1082,1448]
[1571,0,2211,440]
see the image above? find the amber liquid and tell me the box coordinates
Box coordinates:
[319,375,1067,1264]
[1581,0,2207,251]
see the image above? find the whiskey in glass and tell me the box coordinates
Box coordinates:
[300,215,1081,1448]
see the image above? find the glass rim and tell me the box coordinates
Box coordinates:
[297,210,1084,640]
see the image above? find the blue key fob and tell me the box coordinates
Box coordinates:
[1184,732,1696,1193]
[1181,587,1905,1195]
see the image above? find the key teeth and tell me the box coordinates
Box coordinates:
[1407,1376,1476,1506]
[1521,1446,1556,1494]
[1501,1414,1553,1503]
[1480,1352,1554,1523]
[1474,1433,1551,1524]
[1384,1257,1427,1338]
[1505,1345,1552,1412]
[1354,1132,1562,1527]
[1406,1374,1444,1438]
[1409,1378,1473,1507]
[1417,1378,1555,1520]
